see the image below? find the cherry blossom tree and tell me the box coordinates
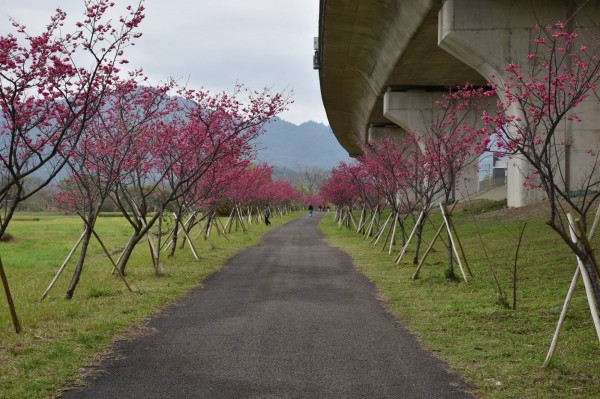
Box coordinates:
[263,180,301,215]
[0,0,145,239]
[337,160,381,237]
[403,134,444,265]
[320,162,360,228]
[483,22,600,308]
[359,138,415,246]
[414,85,493,279]
[321,162,359,208]
[221,163,272,232]
[53,77,174,299]
[0,0,144,326]
[420,85,493,205]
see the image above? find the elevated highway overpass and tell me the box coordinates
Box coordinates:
[317,0,600,207]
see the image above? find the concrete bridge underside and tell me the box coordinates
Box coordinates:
[318,0,484,155]
[318,0,600,207]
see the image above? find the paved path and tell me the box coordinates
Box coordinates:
[62,214,474,399]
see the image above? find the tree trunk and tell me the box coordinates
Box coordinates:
[0,256,21,332]
[180,214,196,249]
[412,220,425,265]
[398,214,407,246]
[204,213,213,240]
[65,219,95,300]
[0,193,19,241]
[169,213,180,258]
[563,217,600,311]
[118,232,143,276]
[582,255,600,311]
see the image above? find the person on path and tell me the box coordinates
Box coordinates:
[308,204,314,217]
[264,206,271,226]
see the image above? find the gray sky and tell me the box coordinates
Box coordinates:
[0,0,327,125]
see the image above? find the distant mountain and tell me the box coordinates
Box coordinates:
[252,117,350,171]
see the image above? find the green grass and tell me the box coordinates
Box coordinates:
[0,211,300,399]
[320,205,600,399]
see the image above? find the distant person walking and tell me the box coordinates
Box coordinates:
[264,206,271,226]
[308,204,314,217]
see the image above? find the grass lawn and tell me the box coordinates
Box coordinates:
[320,201,600,399]
[0,210,300,399]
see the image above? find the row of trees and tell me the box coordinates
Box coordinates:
[0,1,303,333]
[320,21,600,362]
[322,84,492,279]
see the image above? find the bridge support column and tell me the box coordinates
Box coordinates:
[438,0,600,207]
[383,90,481,201]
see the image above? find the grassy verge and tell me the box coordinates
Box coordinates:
[0,211,300,399]
[320,202,600,399]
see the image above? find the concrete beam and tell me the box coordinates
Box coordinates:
[383,91,435,139]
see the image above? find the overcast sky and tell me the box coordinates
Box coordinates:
[0,0,327,126]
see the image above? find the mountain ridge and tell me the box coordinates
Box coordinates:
[252,116,349,171]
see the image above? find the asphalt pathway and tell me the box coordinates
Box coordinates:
[62,214,474,399]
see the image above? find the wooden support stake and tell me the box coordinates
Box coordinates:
[89,228,133,292]
[235,205,246,232]
[130,202,163,275]
[41,230,86,301]
[412,201,458,279]
[143,219,163,275]
[224,207,235,233]
[356,205,366,234]
[379,214,395,251]
[178,214,198,250]
[364,209,377,239]
[0,257,21,333]
[365,206,379,239]
[159,224,177,251]
[413,222,445,279]
[162,216,194,251]
[388,212,399,255]
[159,211,198,250]
[427,214,450,248]
[176,215,200,260]
[216,214,230,240]
[440,203,468,283]
[543,265,580,367]
[194,219,205,240]
[575,219,600,278]
[75,211,133,293]
[191,212,210,240]
[544,214,600,367]
[349,208,358,230]
[447,213,473,277]
[589,204,600,239]
[396,210,424,264]
[365,205,380,239]
[168,211,197,251]
[372,211,392,245]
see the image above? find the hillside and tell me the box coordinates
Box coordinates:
[252,117,350,171]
